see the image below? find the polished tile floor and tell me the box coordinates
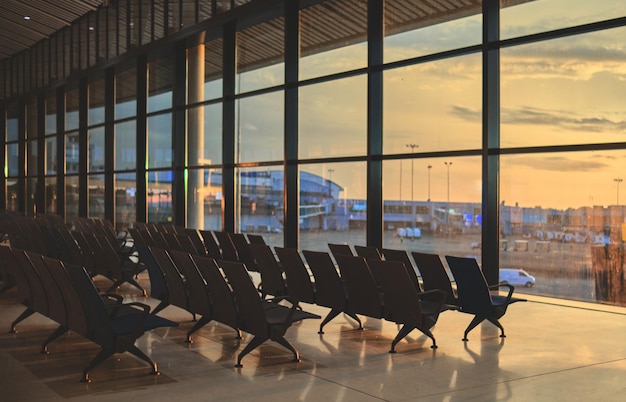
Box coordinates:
[1,273,625,401]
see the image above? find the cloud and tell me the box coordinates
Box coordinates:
[511,155,609,172]
[451,105,626,133]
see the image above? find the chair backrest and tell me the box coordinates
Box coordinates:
[219,260,268,337]
[191,256,239,330]
[368,259,421,324]
[229,233,257,271]
[175,232,201,255]
[213,231,239,262]
[354,245,382,261]
[301,250,345,309]
[23,251,66,326]
[0,246,30,305]
[42,257,88,336]
[381,248,422,292]
[445,256,493,315]
[274,247,315,304]
[134,242,168,301]
[11,249,49,316]
[412,252,457,306]
[163,232,184,251]
[335,254,383,318]
[149,247,189,310]
[246,234,267,245]
[169,250,211,315]
[199,230,222,259]
[185,228,207,256]
[64,263,115,349]
[248,243,286,297]
[328,243,354,261]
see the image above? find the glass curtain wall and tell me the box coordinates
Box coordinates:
[3,0,626,306]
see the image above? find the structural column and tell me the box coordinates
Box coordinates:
[188,35,206,229]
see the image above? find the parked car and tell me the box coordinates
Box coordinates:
[499,268,535,287]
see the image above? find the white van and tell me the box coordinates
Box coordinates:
[499,268,535,287]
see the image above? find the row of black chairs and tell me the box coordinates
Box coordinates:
[0,245,178,382]
[326,243,527,341]
[136,244,320,367]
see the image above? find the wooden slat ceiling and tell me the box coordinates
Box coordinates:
[0,0,103,60]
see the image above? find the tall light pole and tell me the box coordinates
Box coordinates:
[406,144,419,228]
[327,168,335,197]
[444,161,452,222]
[614,178,623,205]
[427,165,432,202]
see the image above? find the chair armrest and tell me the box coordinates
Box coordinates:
[265,295,300,327]
[417,289,447,310]
[489,283,515,303]
[106,301,151,336]
[101,293,124,303]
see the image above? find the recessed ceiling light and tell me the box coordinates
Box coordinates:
[23,16,31,20]
[89,26,94,31]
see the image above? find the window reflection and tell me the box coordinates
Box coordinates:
[147,170,173,223]
[147,113,172,169]
[187,167,223,231]
[115,121,137,170]
[88,174,105,219]
[236,92,283,163]
[115,173,137,230]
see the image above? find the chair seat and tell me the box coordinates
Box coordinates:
[110,312,178,335]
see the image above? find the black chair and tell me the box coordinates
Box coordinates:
[229,232,258,271]
[65,262,178,382]
[302,250,362,334]
[334,254,384,320]
[328,243,354,262]
[169,250,240,342]
[134,243,168,313]
[191,255,242,340]
[213,231,239,262]
[368,259,445,352]
[94,233,146,296]
[381,248,423,292]
[199,230,222,259]
[413,251,459,307]
[248,243,286,298]
[445,255,526,341]
[274,247,315,305]
[246,234,267,245]
[354,245,382,261]
[185,228,208,256]
[149,247,194,319]
[219,260,320,368]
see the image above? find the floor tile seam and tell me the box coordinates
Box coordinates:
[396,357,626,401]
[295,368,391,402]
[526,300,626,316]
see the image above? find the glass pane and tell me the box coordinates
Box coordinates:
[7,143,19,176]
[46,137,57,175]
[115,173,137,230]
[299,76,366,158]
[148,171,173,223]
[300,0,367,81]
[236,167,284,247]
[384,0,482,64]
[188,103,222,166]
[501,28,626,148]
[27,140,37,176]
[45,177,57,214]
[299,162,366,251]
[187,167,223,231]
[148,57,174,113]
[237,91,283,163]
[237,18,284,93]
[147,113,172,169]
[204,38,223,101]
[88,127,105,172]
[115,120,137,170]
[26,98,38,139]
[88,174,105,219]
[500,150,626,305]
[383,157,481,254]
[6,103,19,142]
[89,78,106,125]
[65,132,79,174]
[6,180,18,212]
[116,68,137,120]
[27,177,37,216]
[501,0,626,40]
[46,92,57,135]
[65,86,79,131]
[65,175,79,225]
[384,54,482,154]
